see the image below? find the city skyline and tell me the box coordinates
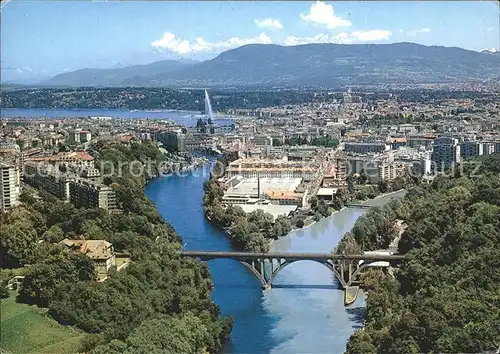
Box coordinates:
[1,1,499,82]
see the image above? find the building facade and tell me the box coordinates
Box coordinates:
[459,141,483,158]
[344,142,390,154]
[157,130,186,153]
[432,137,461,172]
[0,162,20,212]
[69,179,118,211]
[24,162,73,200]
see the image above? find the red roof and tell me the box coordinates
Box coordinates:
[75,151,94,161]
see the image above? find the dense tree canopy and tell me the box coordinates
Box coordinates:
[343,154,500,353]
[0,140,232,352]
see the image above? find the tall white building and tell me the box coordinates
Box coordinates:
[432,137,461,172]
[0,162,20,212]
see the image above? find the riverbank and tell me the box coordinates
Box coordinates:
[344,154,500,353]
[147,166,386,353]
[203,170,408,253]
[1,141,232,354]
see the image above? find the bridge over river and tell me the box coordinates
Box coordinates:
[180,251,405,305]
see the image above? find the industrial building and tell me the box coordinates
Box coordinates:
[226,158,318,180]
[222,176,305,206]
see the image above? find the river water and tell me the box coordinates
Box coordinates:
[4,107,401,353]
[145,166,405,354]
[0,108,234,127]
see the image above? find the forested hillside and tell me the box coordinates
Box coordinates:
[0,140,232,353]
[341,154,500,353]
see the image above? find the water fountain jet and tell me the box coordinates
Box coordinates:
[204,89,214,122]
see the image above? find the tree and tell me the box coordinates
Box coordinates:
[347,175,355,194]
[20,247,95,307]
[378,180,390,193]
[58,142,68,152]
[43,225,65,243]
[343,154,500,352]
[0,219,38,268]
[310,196,318,209]
[358,169,368,184]
[273,215,291,239]
[19,189,37,205]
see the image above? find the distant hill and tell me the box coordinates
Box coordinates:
[43,60,195,87]
[43,42,500,88]
[480,48,500,56]
[121,42,500,88]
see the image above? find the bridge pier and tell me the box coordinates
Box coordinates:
[344,286,360,306]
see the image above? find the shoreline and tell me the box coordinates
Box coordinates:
[276,189,406,243]
[216,190,408,253]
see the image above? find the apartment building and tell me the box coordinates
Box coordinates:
[342,153,401,183]
[24,162,73,200]
[265,146,285,157]
[69,179,118,211]
[0,162,20,212]
[69,130,92,145]
[24,161,117,211]
[432,137,461,172]
[482,142,497,155]
[26,151,95,168]
[249,136,273,147]
[378,161,400,182]
[407,135,436,150]
[459,141,483,158]
[157,130,186,153]
[397,124,418,135]
[322,160,348,186]
[344,142,390,154]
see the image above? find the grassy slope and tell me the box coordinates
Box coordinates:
[1,291,83,354]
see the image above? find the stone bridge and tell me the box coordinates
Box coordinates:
[179,251,405,304]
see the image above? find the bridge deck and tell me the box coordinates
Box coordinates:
[179,251,405,261]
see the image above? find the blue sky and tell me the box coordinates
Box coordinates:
[1,1,499,81]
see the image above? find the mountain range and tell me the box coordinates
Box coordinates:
[40,42,500,88]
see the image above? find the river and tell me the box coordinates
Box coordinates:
[145,165,406,354]
[5,107,402,352]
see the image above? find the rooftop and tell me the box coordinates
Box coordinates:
[238,204,298,221]
[60,239,113,260]
[225,177,302,197]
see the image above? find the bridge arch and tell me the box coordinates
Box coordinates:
[239,261,267,288]
[268,259,347,288]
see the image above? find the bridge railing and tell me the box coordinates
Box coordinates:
[179,251,406,261]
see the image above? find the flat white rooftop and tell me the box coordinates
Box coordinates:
[239,204,298,220]
[317,187,338,196]
[226,177,302,197]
